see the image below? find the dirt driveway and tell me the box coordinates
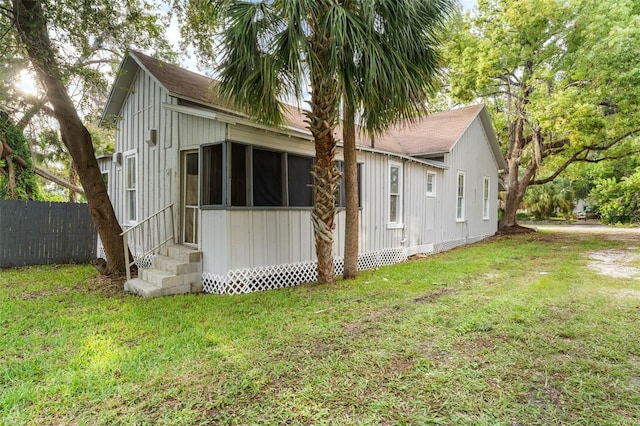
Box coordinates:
[524,221,640,240]
[524,221,640,280]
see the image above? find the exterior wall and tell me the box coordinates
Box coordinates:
[106,67,501,292]
[438,118,500,247]
[222,123,316,272]
[110,69,179,231]
[402,162,442,254]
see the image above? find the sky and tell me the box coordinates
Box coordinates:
[460,0,477,11]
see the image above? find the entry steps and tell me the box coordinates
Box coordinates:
[124,245,202,298]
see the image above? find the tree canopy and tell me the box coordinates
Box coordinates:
[445,0,640,228]
[3,0,177,274]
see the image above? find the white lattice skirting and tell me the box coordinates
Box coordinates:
[202,247,408,295]
[97,243,154,269]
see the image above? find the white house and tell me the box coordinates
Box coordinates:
[99,51,506,296]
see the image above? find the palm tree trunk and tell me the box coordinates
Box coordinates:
[343,102,359,279]
[308,27,340,284]
[14,0,126,275]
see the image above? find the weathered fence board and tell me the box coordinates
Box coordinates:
[0,200,96,268]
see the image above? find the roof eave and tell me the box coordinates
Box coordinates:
[353,145,447,170]
[411,150,450,158]
[99,55,140,127]
[478,106,507,170]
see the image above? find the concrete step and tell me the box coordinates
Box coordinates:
[141,267,183,288]
[124,244,203,298]
[167,245,202,264]
[124,278,162,298]
[153,255,201,275]
[124,277,192,297]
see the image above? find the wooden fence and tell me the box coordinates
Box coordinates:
[0,200,96,268]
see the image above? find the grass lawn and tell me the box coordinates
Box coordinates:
[1,232,639,425]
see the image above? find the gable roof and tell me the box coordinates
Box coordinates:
[371,104,507,169]
[101,51,506,169]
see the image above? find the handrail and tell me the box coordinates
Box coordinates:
[121,203,175,281]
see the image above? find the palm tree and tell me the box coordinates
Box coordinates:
[338,0,455,279]
[212,0,454,284]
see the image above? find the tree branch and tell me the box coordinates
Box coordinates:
[16,99,55,129]
[542,138,570,152]
[532,151,582,185]
[1,141,85,194]
[583,128,640,151]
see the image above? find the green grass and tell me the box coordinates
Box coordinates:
[1,232,640,425]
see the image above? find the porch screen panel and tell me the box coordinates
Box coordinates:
[287,154,313,207]
[231,143,247,206]
[253,148,283,206]
[202,144,223,206]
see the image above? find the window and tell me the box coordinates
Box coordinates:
[202,143,223,206]
[202,142,314,208]
[388,162,403,227]
[483,176,490,220]
[124,153,137,223]
[288,154,314,207]
[426,171,436,197]
[230,143,247,206]
[252,148,284,206]
[456,171,465,221]
[335,161,362,208]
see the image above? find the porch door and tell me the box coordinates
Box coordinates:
[181,150,199,247]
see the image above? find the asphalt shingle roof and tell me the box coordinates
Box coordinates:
[109,51,496,162]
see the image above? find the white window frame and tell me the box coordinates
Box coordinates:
[483,176,490,220]
[456,171,465,222]
[387,161,403,229]
[123,150,138,225]
[426,171,436,197]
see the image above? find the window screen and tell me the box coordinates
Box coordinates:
[202,144,223,205]
[287,154,313,207]
[253,148,283,206]
[231,143,247,206]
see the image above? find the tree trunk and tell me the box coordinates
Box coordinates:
[7,158,17,199]
[499,182,523,228]
[14,0,125,275]
[308,26,339,285]
[342,102,359,279]
[499,155,536,229]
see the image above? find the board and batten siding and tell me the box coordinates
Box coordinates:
[110,69,179,234]
[356,151,443,256]
[202,123,316,274]
[177,113,226,276]
[438,117,500,244]
[402,162,441,253]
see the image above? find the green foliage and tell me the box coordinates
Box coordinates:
[565,153,640,202]
[0,114,42,200]
[445,0,640,225]
[2,233,640,424]
[524,178,575,220]
[197,0,455,132]
[0,0,174,198]
[590,168,640,224]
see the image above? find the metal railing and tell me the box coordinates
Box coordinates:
[121,203,175,281]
